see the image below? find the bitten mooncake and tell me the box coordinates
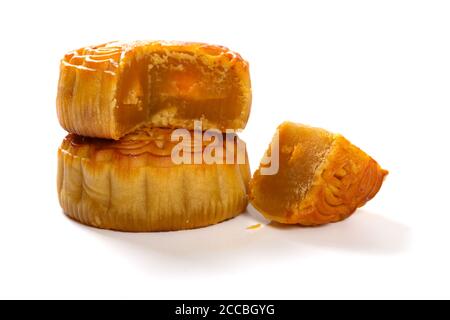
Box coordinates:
[58,128,251,232]
[57,41,252,140]
[249,122,388,226]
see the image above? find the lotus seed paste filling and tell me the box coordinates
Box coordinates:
[116,51,244,135]
[254,123,335,216]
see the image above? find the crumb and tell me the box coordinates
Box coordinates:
[246,223,262,230]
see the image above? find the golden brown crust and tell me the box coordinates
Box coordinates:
[58,128,250,232]
[57,41,252,139]
[280,135,388,225]
[249,124,388,226]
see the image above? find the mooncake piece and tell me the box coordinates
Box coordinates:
[57,41,252,139]
[249,122,388,226]
[58,127,250,232]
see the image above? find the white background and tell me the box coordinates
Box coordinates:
[0,0,449,299]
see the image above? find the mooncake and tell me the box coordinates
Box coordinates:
[58,127,250,231]
[57,41,252,139]
[249,122,388,226]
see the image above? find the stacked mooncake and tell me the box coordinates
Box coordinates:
[57,41,252,231]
